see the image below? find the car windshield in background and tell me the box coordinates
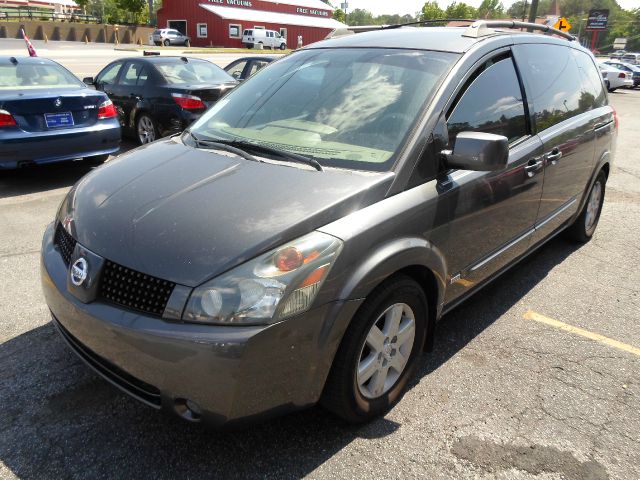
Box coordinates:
[188,48,458,172]
[0,63,83,89]
[155,60,234,85]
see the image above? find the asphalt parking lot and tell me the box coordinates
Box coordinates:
[1,50,639,479]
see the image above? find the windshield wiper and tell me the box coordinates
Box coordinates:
[188,132,264,164]
[210,138,323,172]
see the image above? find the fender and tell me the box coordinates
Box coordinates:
[317,180,450,319]
[572,149,611,223]
[336,237,446,315]
[128,99,152,131]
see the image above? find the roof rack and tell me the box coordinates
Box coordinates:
[463,20,575,41]
[382,19,475,30]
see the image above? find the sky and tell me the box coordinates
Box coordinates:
[342,0,639,16]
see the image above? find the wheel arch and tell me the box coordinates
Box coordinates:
[328,237,447,352]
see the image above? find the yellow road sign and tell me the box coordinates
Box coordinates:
[553,17,572,32]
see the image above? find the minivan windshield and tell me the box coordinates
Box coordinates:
[187,48,458,171]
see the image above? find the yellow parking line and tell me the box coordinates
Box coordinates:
[524,310,640,357]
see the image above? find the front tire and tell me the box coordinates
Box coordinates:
[321,275,427,423]
[184,39,190,48]
[567,171,606,242]
[163,39,170,47]
[279,43,286,50]
[136,113,158,145]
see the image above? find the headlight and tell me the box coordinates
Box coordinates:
[183,231,343,325]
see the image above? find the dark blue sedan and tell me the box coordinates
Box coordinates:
[0,56,120,170]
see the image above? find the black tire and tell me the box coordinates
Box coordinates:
[567,171,606,243]
[163,39,170,47]
[608,87,616,93]
[84,154,109,166]
[184,39,190,48]
[321,275,427,423]
[279,43,286,50]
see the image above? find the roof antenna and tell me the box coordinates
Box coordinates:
[9,57,18,65]
[181,56,189,63]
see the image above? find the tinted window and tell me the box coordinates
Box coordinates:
[514,44,589,131]
[96,61,123,86]
[226,60,247,79]
[121,62,143,86]
[572,50,606,109]
[447,56,526,146]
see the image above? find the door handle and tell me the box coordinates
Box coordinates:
[524,158,544,178]
[546,148,562,165]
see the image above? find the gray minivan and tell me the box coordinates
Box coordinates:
[42,21,616,427]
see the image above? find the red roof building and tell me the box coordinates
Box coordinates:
[157,0,346,48]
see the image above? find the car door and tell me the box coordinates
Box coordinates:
[440,51,545,303]
[94,60,125,124]
[114,61,149,131]
[513,44,597,243]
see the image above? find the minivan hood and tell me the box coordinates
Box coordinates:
[62,137,393,287]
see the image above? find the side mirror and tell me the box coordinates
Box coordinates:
[83,76,94,85]
[441,131,508,171]
[231,70,242,80]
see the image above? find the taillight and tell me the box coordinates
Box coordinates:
[172,93,206,110]
[97,100,117,119]
[0,109,17,127]
[618,72,626,78]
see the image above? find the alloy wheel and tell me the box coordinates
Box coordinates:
[585,180,602,233]
[137,116,156,145]
[357,303,416,399]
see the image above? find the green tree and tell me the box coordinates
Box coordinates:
[333,8,346,23]
[421,1,445,21]
[477,0,505,19]
[444,2,477,18]
[347,8,374,26]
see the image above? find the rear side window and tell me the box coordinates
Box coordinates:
[514,44,588,132]
[572,50,606,109]
[447,56,527,147]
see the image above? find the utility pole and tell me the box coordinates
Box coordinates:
[148,0,154,25]
[527,0,539,24]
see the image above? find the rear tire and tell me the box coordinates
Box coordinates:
[567,171,606,243]
[321,275,427,423]
[136,113,158,145]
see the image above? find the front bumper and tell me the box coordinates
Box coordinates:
[0,118,120,169]
[40,223,362,427]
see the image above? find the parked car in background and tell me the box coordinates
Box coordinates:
[43,23,616,428]
[621,53,640,65]
[609,49,626,59]
[152,29,191,47]
[598,63,633,91]
[242,29,287,50]
[224,56,276,81]
[84,57,237,145]
[603,60,640,87]
[0,56,119,170]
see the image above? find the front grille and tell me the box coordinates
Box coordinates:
[52,314,162,408]
[54,223,76,266]
[99,261,175,317]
